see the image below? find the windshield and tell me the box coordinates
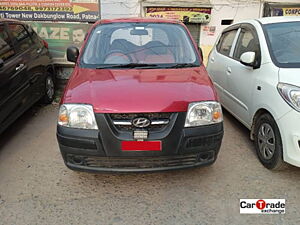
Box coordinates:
[81,22,200,69]
[264,21,300,68]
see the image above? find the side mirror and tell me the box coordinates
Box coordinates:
[67,46,79,63]
[0,59,4,68]
[240,52,256,67]
[198,46,204,60]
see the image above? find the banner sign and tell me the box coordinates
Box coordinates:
[0,0,99,22]
[283,8,300,16]
[28,22,92,64]
[146,7,211,23]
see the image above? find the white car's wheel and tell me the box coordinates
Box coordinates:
[254,113,285,170]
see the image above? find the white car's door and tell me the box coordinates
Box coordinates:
[207,28,239,104]
[225,24,261,126]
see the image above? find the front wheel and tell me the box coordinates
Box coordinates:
[254,113,285,170]
[42,73,55,104]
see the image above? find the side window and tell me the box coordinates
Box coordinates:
[0,25,15,62]
[217,30,237,57]
[8,24,33,52]
[234,29,258,60]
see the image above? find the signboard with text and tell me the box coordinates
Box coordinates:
[146,7,211,23]
[0,0,99,22]
[28,22,92,64]
[283,8,300,16]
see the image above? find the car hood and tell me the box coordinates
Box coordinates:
[62,66,217,113]
[279,68,300,86]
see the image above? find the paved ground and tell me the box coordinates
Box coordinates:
[0,104,299,225]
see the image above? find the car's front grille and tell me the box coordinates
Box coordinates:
[109,112,173,132]
[67,153,210,169]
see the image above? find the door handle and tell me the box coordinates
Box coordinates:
[226,67,232,74]
[16,64,25,71]
[210,57,215,63]
[37,48,42,54]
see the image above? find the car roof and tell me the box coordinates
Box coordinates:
[257,16,300,24]
[95,17,181,26]
[223,17,300,31]
[236,16,300,25]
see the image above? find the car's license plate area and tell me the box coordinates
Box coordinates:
[121,141,162,151]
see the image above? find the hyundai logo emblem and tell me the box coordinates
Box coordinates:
[132,117,151,128]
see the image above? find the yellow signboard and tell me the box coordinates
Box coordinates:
[283,8,300,16]
[146,7,211,23]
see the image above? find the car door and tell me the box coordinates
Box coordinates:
[225,24,261,126]
[0,23,29,128]
[24,24,48,98]
[207,27,240,104]
[8,23,41,104]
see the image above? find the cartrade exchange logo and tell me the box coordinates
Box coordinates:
[240,199,285,214]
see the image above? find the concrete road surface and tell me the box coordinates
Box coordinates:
[0,105,299,225]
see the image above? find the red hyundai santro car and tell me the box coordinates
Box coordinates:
[57,18,224,172]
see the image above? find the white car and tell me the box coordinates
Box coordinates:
[207,17,300,170]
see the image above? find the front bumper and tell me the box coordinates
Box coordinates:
[277,109,300,167]
[57,112,223,172]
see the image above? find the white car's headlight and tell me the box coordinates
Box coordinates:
[185,101,223,127]
[58,104,98,129]
[278,83,300,112]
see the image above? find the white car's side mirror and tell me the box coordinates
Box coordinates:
[240,52,256,67]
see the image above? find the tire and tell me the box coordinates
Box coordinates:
[254,113,285,170]
[42,73,55,104]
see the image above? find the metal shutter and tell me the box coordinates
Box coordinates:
[186,24,200,46]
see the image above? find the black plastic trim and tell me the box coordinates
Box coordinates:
[57,133,97,150]
[66,159,215,173]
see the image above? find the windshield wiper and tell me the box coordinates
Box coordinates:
[96,63,159,69]
[168,63,199,68]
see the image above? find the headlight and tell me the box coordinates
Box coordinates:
[277,83,300,112]
[185,101,223,127]
[58,104,98,129]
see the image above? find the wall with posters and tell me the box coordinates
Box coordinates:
[28,22,92,64]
